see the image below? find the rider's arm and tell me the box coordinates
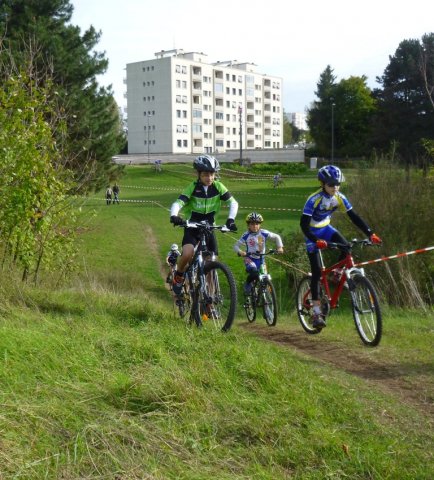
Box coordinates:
[226,197,239,220]
[216,181,239,220]
[267,231,284,250]
[346,209,372,237]
[234,234,247,256]
[300,214,319,242]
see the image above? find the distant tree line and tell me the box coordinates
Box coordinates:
[307,33,434,169]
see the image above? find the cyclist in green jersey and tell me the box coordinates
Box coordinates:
[170,155,239,295]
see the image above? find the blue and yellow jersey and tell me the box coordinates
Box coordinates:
[302,189,352,228]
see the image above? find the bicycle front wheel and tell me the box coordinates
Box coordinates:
[349,274,382,346]
[177,272,193,320]
[296,276,321,334]
[244,292,256,323]
[203,261,237,332]
[262,280,277,326]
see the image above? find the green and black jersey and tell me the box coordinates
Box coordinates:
[171,180,237,224]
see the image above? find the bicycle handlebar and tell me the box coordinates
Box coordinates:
[182,220,230,233]
[327,238,378,250]
[240,249,279,258]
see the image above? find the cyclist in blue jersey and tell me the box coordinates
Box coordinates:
[234,212,284,294]
[300,165,382,329]
[169,155,239,295]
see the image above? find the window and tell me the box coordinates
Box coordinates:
[183,110,187,118]
[176,110,181,118]
[214,83,224,94]
[216,140,224,147]
[176,65,181,73]
[193,124,202,133]
[181,66,187,74]
[176,95,181,103]
[182,81,187,89]
[183,125,188,133]
[183,139,188,147]
[176,80,181,88]
[193,109,202,118]
[177,125,182,133]
[215,112,224,120]
[182,96,187,103]
[177,139,182,147]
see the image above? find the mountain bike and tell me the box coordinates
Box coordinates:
[296,239,382,346]
[175,221,237,332]
[243,250,278,326]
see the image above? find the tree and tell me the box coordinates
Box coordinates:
[283,111,293,145]
[308,66,376,157]
[332,76,376,156]
[373,33,434,166]
[0,0,125,192]
[307,66,337,155]
[0,69,78,282]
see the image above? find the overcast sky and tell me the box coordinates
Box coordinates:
[70,0,433,114]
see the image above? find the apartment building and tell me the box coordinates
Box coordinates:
[288,112,308,131]
[126,49,283,155]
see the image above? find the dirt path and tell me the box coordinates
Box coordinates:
[144,225,172,291]
[241,323,434,420]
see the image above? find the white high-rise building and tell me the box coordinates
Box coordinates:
[288,112,308,131]
[126,49,283,155]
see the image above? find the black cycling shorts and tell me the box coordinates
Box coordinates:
[182,228,218,255]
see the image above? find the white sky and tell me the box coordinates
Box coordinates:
[70,0,433,113]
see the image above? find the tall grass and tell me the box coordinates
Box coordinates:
[345,161,434,308]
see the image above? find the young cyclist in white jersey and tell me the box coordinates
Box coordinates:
[169,155,238,295]
[165,243,181,284]
[300,165,382,329]
[234,212,284,294]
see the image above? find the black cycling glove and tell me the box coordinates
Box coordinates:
[170,215,184,226]
[225,218,237,232]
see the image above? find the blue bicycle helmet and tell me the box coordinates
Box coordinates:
[318,165,345,185]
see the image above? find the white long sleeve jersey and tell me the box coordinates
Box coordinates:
[233,229,283,258]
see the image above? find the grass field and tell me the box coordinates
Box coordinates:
[0,164,432,479]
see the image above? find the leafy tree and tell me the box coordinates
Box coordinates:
[0,0,125,192]
[332,76,376,156]
[0,70,78,282]
[373,33,434,166]
[308,66,376,157]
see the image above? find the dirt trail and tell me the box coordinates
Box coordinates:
[144,225,172,291]
[241,323,434,419]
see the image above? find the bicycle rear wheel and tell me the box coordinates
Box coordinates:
[201,261,237,332]
[296,276,322,334]
[349,274,382,346]
[262,280,277,326]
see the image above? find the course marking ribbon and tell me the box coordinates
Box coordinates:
[354,246,434,267]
